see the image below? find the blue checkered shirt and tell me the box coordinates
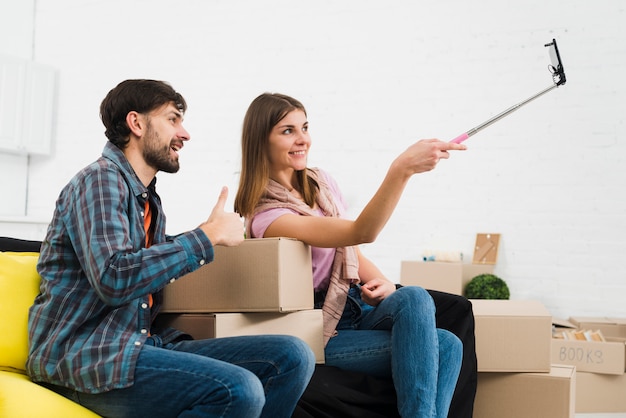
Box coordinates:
[27,142,214,393]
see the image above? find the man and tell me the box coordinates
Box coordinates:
[27,79,315,418]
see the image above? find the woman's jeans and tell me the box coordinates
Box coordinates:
[41,334,315,418]
[323,285,462,418]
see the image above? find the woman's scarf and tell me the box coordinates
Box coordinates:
[248,168,359,346]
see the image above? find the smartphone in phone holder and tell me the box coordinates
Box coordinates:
[450,38,567,144]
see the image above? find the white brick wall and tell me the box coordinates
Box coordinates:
[1,0,625,319]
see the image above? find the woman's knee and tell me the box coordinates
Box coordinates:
[394,286,435,313]
[437,328,463,361]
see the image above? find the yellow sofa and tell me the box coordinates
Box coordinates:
[0,250,99,417]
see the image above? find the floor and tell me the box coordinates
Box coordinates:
[576,414,626,417]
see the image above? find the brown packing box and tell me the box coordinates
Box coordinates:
[400,261,494,295]
[552,317,577,334]
[474,365,576,418]
[472,299,552,372]
[155,310,325,363]
[569,316,626,339]
[551,337,626,375]
[576,371,626,413]
[162,238,313,313]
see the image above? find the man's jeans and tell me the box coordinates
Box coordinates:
[42,334,315,418]
[324,286,462,418]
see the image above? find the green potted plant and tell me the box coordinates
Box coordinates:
[464,273,510,299]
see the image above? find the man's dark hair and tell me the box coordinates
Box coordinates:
[99,79,187,149]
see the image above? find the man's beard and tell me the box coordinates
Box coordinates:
[143,123,180,173]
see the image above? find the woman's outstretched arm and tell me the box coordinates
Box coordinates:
[264,139,465,248]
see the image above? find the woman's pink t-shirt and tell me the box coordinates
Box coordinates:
[249,170,347,292]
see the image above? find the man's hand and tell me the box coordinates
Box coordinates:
[199,187,244,247]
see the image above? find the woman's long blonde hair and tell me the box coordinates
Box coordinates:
[234,93,319,218]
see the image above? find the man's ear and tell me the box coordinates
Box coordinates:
[126,111,145,137]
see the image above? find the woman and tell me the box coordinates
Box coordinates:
[235,93,465,418]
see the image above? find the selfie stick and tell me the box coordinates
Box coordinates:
[450,39,567,144]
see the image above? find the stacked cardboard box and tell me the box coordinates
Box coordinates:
[552,332,625,375]
[473,300,552,373]
[154,310,324,362]
[550,316,626,413]
[162,237,314,313]
[575,372,626,413]
[474,365,575,418]
[159,238,325,363]
[400,261,494,295]
[471,299,576,418]
[399,258,576,417]
[569,316,626,339]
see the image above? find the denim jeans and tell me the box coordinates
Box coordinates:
[323,285,462,418]
[42,334,315,418]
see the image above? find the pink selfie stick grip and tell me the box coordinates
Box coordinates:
[449,133,469,144]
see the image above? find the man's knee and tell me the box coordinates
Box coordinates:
[211,368,266,415]
[270,335,316,376]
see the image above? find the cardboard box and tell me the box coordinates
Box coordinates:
[569,316,626,339]
[162,238,313,313]
[155,310,325,363]
[400,261,494,295]
[472,299,552,372]
[551,337,626,375]
[552,317,577,334]
[576,371,626,413]
[474,365,575,418]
